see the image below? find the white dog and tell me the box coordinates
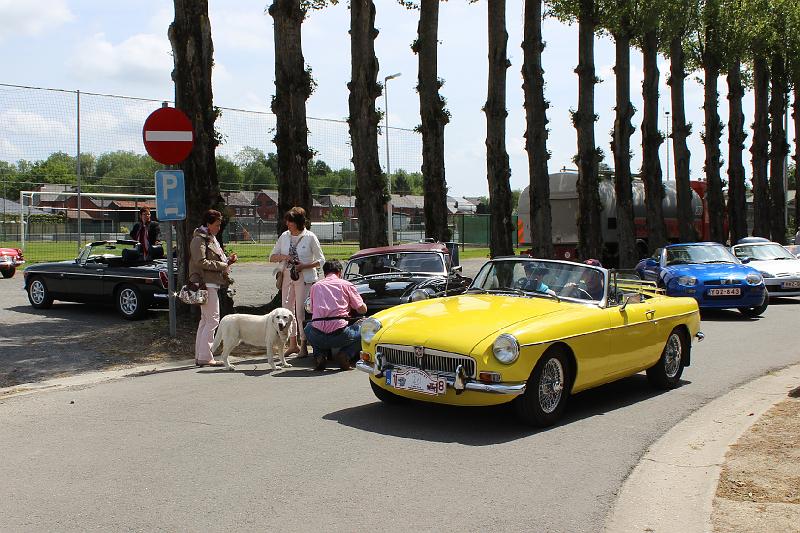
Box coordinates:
[211,307,296,371]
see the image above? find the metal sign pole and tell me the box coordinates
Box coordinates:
[167,219,176,337]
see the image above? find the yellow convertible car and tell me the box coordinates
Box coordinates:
[355,257,703,426]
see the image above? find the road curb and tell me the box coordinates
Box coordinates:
[0,359,199,400]
[605,363,800,533]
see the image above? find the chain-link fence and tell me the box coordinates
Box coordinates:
[0,83,503,264]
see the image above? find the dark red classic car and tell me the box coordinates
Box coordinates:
[0,247,25,278]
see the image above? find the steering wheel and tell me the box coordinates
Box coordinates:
[565,283,593,300]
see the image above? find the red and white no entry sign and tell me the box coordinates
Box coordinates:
[142,107,194,165]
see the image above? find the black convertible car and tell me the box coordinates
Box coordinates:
[344,242,472,315]
[23,240,170,320]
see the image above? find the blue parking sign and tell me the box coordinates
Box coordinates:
[155,170,186,221]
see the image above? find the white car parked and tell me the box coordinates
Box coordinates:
[732,240,800,298]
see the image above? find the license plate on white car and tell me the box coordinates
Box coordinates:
[708,287,741,296]
[782,281,800,289]
[385,368,447,395]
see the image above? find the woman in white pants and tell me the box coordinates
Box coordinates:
[270,206,324,358]
[189,209,237,366]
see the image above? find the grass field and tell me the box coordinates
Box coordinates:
[3,240,524,265]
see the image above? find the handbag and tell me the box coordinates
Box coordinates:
[178,282,208,305]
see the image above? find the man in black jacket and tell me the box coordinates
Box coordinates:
[129,207,161,260]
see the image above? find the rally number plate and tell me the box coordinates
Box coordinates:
[781,280,800,289]
[385,367,447,396]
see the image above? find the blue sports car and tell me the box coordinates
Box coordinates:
[635,242,768,317]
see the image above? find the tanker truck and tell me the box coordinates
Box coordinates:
[517,171,709,266]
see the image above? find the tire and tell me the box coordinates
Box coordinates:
[370,378,407,405]
[116,284,146,320]
[738,299,768,318]
[647,328,686,389]
[513,347,571,427]
[1,267,15,279]
[27,277,54,309]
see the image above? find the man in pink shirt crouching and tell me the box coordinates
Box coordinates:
[304,259,368,371]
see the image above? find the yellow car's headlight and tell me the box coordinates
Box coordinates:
[361,318,382,344]
[492,334,519,364]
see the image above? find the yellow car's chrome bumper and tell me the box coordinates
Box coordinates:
[355,360,526,396]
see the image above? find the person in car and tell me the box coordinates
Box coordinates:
[517,263,553,294]
[129,207,161,260]
[564,259,605,300]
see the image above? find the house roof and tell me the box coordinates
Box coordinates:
[108,200,155,209]
[0,198,48,216]
[317,194,356,208]
[390,194,425,209]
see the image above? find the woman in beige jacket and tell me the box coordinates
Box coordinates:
[190,209,237,366]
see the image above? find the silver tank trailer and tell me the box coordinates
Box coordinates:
[518,172,703,246]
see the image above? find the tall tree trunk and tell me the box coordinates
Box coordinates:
[768,53,788,242]
[668,36,694,242]
[611,25,636,267]
[521,0,552,258]
[416,0,450,242]
[702,48,725,243]
[641,29,667,251]
[169,0,227,315]
[269,0,313,235]
[794,86,800,232]
[485,0,513,257]
[574,0,602,260]
[726,60,748,244]
[348,0,387,248]
[751,54,771,238]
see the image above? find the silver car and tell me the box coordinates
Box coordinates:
[732,241,800,297]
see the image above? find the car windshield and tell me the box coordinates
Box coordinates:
[345,251,446,277]
[733,244,796,261]
[665,245,737,265]
[471,259,606,302]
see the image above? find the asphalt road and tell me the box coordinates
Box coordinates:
[1,265,800,531]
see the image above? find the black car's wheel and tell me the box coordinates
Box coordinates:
[27,277,54,309]
[116,284,146,320]
[646,328,686,389]
[514,347,571,427]
[738,300,768,318]
[370,379,407,405]
[1,267,15,279]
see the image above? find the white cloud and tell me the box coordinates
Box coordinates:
[0,0,73,41]
[210,7,271,51]
[68,32,172,86]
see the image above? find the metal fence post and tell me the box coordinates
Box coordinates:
[76,89,82,252]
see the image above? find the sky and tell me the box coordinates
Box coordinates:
[0,0,794,198]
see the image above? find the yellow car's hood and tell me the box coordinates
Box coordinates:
[372,294,566,354]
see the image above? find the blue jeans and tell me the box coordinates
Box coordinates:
[304,322,362,362]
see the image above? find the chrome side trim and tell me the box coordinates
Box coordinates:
[356,360,526,396]
[519,310,699,348]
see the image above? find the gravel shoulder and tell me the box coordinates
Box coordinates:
[712,390,800,532]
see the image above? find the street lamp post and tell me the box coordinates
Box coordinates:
[665,109,671,182]
[384,72,401,246]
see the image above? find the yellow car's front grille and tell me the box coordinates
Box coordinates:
[377,344,476,378]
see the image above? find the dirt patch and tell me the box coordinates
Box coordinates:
[713,395,800,532]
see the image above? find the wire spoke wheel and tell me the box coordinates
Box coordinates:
[538,357,565,414]
[663,333,682,378]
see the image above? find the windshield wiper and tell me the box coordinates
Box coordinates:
[465,287,488,294]
[702,260,733,264]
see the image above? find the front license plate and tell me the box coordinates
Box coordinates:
[385,368,447,396]
[782,280,800,289]
[708,287,741,296]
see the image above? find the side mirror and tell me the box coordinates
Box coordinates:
[740,257,751,264]
[451,265,463,273]
[619,293,642,312]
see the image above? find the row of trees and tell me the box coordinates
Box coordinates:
[168,0,799,304]
[0,149,427,200]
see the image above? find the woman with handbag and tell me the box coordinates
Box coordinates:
[190,209,237,367]
[269,206,324,358]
